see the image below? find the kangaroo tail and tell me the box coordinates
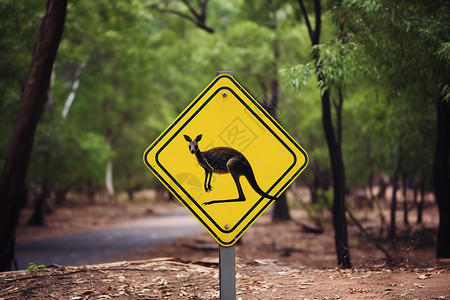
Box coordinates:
[245,169,279,201]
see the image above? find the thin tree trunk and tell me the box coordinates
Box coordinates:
[417,181,424,224]
[0,0,67,271]
[55,186,70,207]
[62,59,88,118]
[321,85,350,268]
[106,160,115,196]
[272,192,291,221]
[298,0,350,268]
[375,196,387,239]
[28,182,50,226]
[402,175,409,225]
[433,99,450,258]
[269,32,291,221]
[369,172,387,239]
[389,144,402,240]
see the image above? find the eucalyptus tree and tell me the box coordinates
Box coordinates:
[53,0,161,197]
[285,0,353,268]
[0,0,44,166]
[334,0,450,257]
[0,0,68,271]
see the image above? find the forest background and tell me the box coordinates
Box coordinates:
[0,0,449,272]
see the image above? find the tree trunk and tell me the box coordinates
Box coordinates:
[105,160,115,197]
[0,0,67,271]
[375,197,387,239]
[433,99,450,258]
[62,59,88,118]
[321,86,351,268]
[55,186,70,207]
[298,0,350,267]
[272,192,291,221]
[269,35,291,221]
[389,144,402,240]
[402,175,409,226]
[28,182,50,226]
[416,181,424,224]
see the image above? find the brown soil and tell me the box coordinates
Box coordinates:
[1,258,449,299]
[2,192,450,299]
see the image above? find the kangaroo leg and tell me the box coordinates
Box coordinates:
[206,170,213,192]
[232,173,246,201]
[203,169,211,192]
[203,174,246,205]
[203,158,246,205]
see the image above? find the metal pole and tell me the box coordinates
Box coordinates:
[219,245,236,300]
[216,70,236,300]
[216,71,234,76]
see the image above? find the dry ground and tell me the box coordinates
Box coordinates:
[2,190,449,299]
[1,258,449,299]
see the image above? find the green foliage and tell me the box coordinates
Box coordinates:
[309,189,333,212]
[330,0,448,187]
[28,119,114,189]
[26,262,45,276]
[280,0,447,192]
[0,0,45,169]
[1,0,446,204]
[334,0,450,99]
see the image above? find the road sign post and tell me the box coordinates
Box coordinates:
[219,244,235,300]
[143,71,308,298]
[216,71,236,300]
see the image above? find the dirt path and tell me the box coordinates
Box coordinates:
[15,207,203,270]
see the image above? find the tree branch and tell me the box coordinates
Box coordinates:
[380,2,436,23]
[151,6,197,24]
[347,209,394,264]
[297,0,314,42]
[149,1,214,33]
[181,0,202,20]
[313,0,321,44]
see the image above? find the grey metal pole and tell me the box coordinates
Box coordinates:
[219,245,236,300]
[216,71,234,76]
[216,70,236,300]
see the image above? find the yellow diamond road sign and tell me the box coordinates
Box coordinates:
[143,74,308,246]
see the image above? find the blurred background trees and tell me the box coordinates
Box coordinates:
[1,0,449,270]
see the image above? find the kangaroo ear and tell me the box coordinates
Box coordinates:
[195,134,202,142]
[183,135,192,142]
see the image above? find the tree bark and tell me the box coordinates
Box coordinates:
[433,99,450,258]
[0,0,67,271]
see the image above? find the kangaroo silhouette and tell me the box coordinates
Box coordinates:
[184,134,279,205]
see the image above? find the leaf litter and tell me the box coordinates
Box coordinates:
[0,257,449,299]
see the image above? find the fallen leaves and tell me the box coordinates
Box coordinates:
[416,273,432,280]
[1,258,449,300]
